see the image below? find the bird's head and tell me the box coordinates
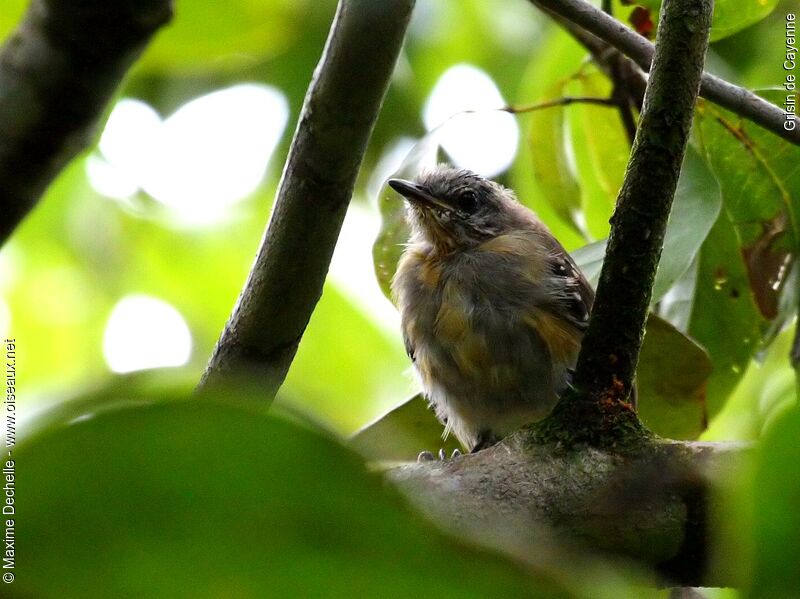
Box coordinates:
[389,165,526,251]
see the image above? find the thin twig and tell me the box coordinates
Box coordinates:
[502,95,616,114]
[600,0,639,145]
[531,0,799,145]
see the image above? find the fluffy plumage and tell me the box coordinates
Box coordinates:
[389,165,593,451]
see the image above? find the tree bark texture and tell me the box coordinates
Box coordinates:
[390,430,748,587]
[572,0,713,403]
[199,0,416,398]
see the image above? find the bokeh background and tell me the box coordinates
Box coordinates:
[4,0,800,596]
[2,0,795,438]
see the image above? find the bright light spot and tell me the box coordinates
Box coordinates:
[0,246,20,292]
[0,298,10,339]
[89,84,289,225]
[143,84,288,222]
[103,295,192,373]
[368,137,417,200]
[86,154,139,200]
[329,203,400,336]
[99,98,162,181]
[422,64,518,177]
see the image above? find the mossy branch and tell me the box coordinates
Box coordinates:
[390,430,749,587]
[552,0,713,427]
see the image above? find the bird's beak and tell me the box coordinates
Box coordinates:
[388,179,450,212]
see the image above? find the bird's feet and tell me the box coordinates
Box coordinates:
[417,448,462,462]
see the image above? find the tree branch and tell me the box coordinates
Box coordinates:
[502,96,617,113]
[539,7,649,112]
[385,2,737,589]
[198,0,415,397]
[566,0,713,408]
[0,0,173,245]
[531,0,800,146]
[389,431,749,587]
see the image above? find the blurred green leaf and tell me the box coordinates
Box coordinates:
[703,323,797,442]
[280,282,410,434]
[372,133,441,300]
[746,406,800,598]
[637,315,712,439]
[689,209,764,418]
[637,0,780,41]
[563,87,614,242]
[16,396,570,598]
[134,0,335,74]
[571,151,722,303]
[568,72,631,240]
[512,27,589,249]
[0,0,26,39]
[350,393,461,461]
[574,73,629,202]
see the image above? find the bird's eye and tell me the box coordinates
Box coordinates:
[459,190,478,213]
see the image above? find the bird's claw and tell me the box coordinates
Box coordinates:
[417,448,462,462]
[557,367,577,397]
[417,450,435,462]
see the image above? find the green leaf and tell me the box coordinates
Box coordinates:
[135,0,335,74]
[372,133,440,301]
[571,150,722,303]
[636,315,712,439]
[16,396,566,598]
[709,0,780,41]
[574,73,630,202]
[637,0,780,41]
[703,323,797,442]
[653,150,723,300]
[511,27,589,249]
[0,0,25,40]
[695,96,799,325]
[689,209,764,418]
[688,92,800,418]
[566,72,632,240]
[746,406,800,598]
[350,394,462,461]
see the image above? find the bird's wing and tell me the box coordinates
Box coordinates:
[402,330,416,363]
[543,236,595,332]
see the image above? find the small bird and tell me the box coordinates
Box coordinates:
[389,165,594,453]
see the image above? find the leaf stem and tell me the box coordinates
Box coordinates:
[502,95,617,114]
